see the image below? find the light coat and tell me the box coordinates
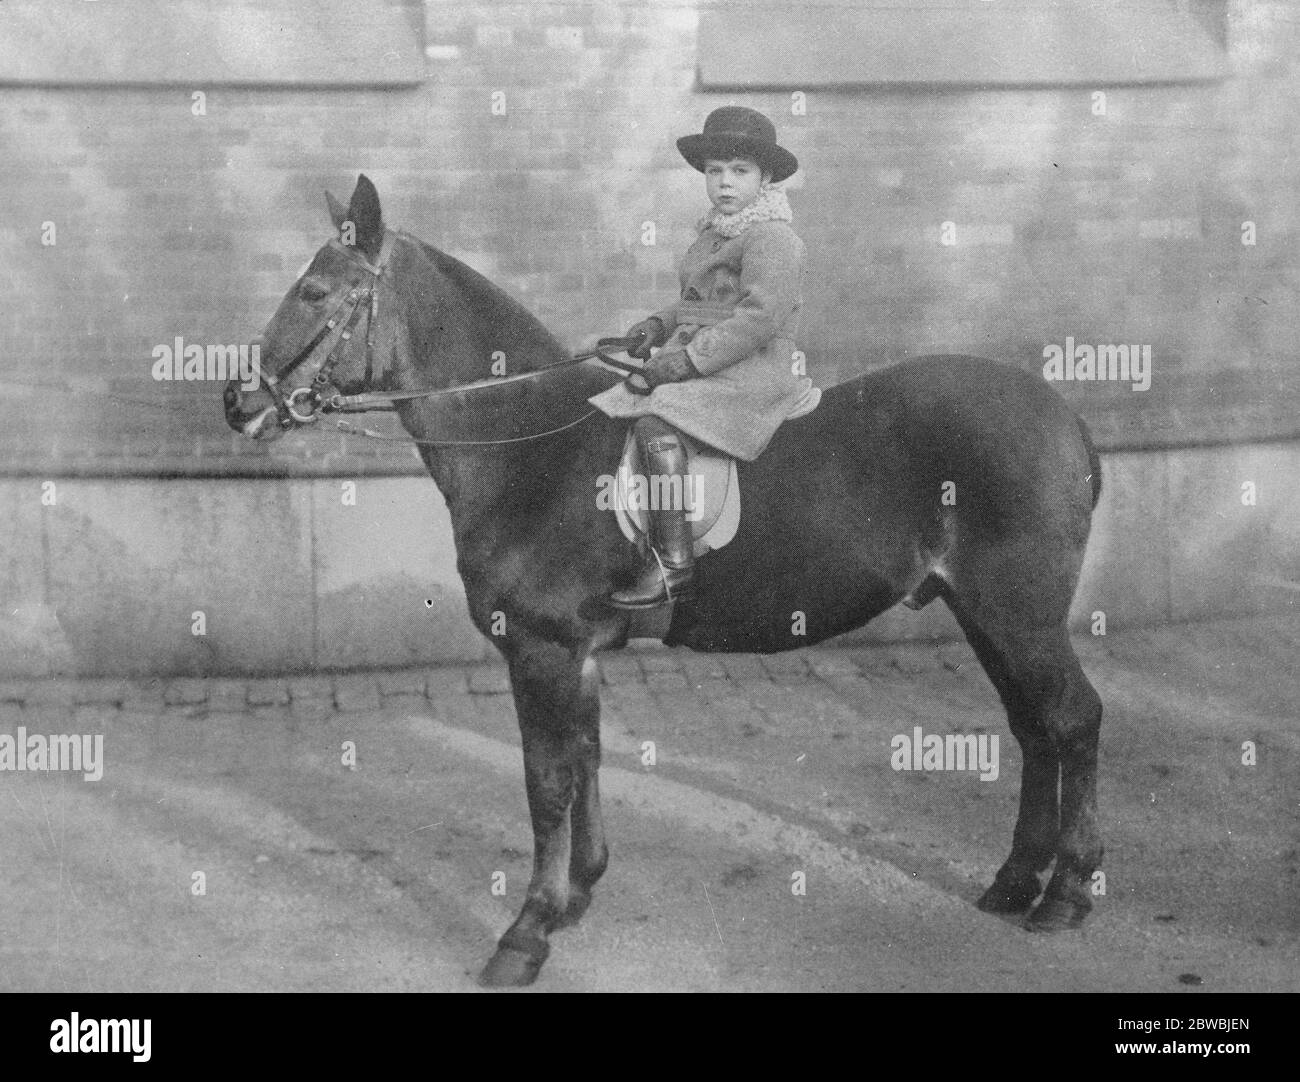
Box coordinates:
[589,218,815,460]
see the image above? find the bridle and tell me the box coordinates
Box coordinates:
[248,231,398,430]
[246,229,650,446]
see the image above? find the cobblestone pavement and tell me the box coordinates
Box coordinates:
[0,617,1296,992]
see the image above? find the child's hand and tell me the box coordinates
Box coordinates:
[642,348,699,388]
[624,317,666,359]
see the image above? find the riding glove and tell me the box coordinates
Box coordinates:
[625,317,666,359]
[641,348,699,389]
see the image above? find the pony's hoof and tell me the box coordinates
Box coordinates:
[478,946,546,987]
[1023,895,1088,932]
[976,870,1041,914]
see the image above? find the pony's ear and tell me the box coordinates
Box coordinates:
[345,174,385,259]
[325,189,349,232]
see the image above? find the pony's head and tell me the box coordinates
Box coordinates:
[227,174,576,443]
[224,174,397,440]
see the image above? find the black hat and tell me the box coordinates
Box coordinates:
[676,106,799,183]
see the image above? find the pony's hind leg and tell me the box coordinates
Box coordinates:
[1029,635,1104,931]
[954,613,1060,915]
[948,598,1103,930]
[479,642,608,987]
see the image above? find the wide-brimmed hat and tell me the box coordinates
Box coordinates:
[676,106,798,183]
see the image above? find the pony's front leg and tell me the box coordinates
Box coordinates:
[479,646,607,988]
[555,656,609,929]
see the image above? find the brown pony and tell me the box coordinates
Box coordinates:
[226,176,1104,986]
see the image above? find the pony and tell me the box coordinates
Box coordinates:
[225,176,1104,986]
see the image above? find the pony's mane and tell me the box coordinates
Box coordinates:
[405,235,571,372]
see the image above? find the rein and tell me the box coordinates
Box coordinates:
[257,229,646,448]
[335,410,601,447]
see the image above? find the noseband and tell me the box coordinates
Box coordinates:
[250,231,396,429]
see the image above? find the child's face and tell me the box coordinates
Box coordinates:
[704,157,769,214]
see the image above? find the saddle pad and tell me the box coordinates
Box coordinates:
[611,430,740,557]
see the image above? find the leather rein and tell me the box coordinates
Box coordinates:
[249,230,646,448]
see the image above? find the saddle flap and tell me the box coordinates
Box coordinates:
[611,430,740,557]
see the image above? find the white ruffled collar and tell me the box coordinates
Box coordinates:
[696,183,792,239]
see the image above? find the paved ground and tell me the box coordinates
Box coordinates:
[0,615,1296,993]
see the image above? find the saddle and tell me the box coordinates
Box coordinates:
[608,392,820,640]
[611,430,741,557]
[608,381,821,558]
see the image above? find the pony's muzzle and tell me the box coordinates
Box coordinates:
[242,405,284,442]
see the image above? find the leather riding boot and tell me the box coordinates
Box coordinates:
[609,430,695,610]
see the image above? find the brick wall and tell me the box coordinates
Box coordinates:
[0,0,1297,478]
[2,1,1298,676]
